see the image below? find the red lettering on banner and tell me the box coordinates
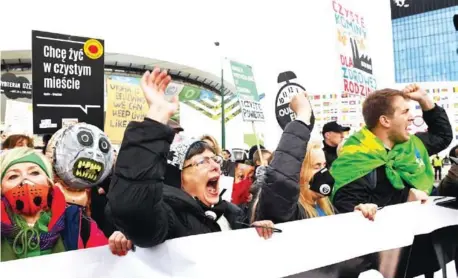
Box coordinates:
[344,79,349,92]
[340,55,353,67]
[333,0,364,27]
[332,1,339,13]
[343,79,372,97]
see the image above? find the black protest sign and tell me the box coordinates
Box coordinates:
[1,73,32,99]
[32,30,104,134]
[275,71,305,130]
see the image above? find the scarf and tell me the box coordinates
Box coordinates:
[1,187,66,259]
[330,127,434,200]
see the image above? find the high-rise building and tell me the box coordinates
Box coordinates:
[391,0,458,82]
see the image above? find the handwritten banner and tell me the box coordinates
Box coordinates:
[1,199,456,277]
[332,0,377,129]
[104,77,148,144]
[333,0,377,96]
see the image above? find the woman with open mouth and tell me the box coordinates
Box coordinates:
[106,67,276,256]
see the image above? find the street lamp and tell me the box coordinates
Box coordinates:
[214,41,226,149]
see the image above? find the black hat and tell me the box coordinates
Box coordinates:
[322,121,350,135]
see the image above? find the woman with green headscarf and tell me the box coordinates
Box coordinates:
[1,147,107,262]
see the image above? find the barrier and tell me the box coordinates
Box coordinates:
[1,198,457,277]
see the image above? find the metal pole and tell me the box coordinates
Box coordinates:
[221,65,226,149]
[252,121,264,165]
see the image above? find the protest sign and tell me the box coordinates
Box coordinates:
[32,30,105,134]
[105,76,181,144]
[104,77,148,144]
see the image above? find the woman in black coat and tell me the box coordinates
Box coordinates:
[106,68,275,255]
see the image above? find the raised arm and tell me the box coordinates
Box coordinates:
[106,68,179,247]
[403,84,453,155]
[255,93,314,223]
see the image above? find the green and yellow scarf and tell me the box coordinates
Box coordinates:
[330,127,434,200]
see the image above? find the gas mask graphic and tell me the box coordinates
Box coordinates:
[309,168,335,196]
[3,180,50,216]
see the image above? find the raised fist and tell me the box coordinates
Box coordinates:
[290,92,314,129]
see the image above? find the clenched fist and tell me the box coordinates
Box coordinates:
[290,92,314,130]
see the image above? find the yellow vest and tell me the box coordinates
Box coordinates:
[432,157,442,167]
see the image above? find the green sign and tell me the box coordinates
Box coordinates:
[179,85,201,101]
[229,60,259,101]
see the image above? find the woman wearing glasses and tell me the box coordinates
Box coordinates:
[105,68,275,256]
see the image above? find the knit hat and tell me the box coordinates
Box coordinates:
[1,149,52,179]
[167,134,201,170]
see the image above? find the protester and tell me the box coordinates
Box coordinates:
[2,134,34,150]
[253,93,377,223]
[253,149,272,167]
[0,148,106,261]
[221,149,236,177]
[222,149,232,161]
[331,85,453,212]
[200,134,222,155]
[437,145,458,198]
[44,123,114,244]
[41,134,52,155]
[248,144,265,163]
[106,68,276,256]
[322,121,350,167]
[432,154,443,181]
[231,162,255,205]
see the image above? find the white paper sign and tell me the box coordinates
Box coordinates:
[239,98,265,122]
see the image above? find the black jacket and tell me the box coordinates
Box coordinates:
[438,164,458,198]
[105,118,246,248]
[334,105,453,213]
[323,141,338,167]
[254,120,324,223]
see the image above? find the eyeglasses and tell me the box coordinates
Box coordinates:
[183,155,223,170]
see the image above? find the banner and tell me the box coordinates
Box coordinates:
[230,60,264,126]
[1,199,456,277]
[4,99,33,136]
[105,76,181,144]
[32,30,105,134]
[0,73,32,100]
[104,77,148,144]
[333,0,377,98]
[239,99,265,122]
[229,60,259,101]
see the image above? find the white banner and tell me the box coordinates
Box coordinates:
[1,199,457,277]
[4,99,33,136]
[239,98,265,122]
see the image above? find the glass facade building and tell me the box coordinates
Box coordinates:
[391,1,458,83]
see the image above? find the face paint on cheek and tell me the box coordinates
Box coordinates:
[3,182,50,216]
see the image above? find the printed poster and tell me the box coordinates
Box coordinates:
[32,30,105,134]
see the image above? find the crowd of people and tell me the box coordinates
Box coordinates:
[1,67,456,275]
